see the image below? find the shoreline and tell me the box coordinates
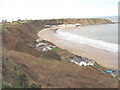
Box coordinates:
[38,26,118,70]
[56,26,118,53]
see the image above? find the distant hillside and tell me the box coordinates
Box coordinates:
[28,18,112,25]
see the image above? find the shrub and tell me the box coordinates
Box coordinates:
[29,83,41,88]
[42,51,61,61]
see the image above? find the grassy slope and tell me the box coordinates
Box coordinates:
[3,48,118,88]
[2,20,118,88]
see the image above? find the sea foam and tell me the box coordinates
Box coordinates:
[56,29,118,53]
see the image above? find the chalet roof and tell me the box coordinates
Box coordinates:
[72,57,89,63]
[35,43,47,47]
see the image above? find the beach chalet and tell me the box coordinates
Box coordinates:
[35,38,42,43]
[75,24,81,27]
[50,25,57,28]
[42,46,52,51]
[70,57,94,66]
[45,25,51,28]
[48,45,56,48]
[35,43,47,47]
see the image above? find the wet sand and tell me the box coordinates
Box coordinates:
[38,27,118,70]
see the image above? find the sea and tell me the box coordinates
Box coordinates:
[57,16,119,53]
[56,16,119,78]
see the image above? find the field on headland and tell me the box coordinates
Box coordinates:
[2,19,118,88]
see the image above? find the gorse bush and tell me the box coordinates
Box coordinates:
[29,83,41,88]
[42,51,61,61]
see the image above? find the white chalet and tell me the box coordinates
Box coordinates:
[35,38,42,43]
[70,57,94,66]
[35,43,47,47]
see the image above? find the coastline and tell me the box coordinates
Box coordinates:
[38,26,118,70]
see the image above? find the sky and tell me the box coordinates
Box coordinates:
[0,0,119,21]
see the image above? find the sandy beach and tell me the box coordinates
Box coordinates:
[38,27,118,70]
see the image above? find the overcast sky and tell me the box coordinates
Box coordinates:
[0,0,119,21]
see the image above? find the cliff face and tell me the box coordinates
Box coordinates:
[76,18,112,25]
[28,18,112,26]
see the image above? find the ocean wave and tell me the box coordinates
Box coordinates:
[56,29,118,53]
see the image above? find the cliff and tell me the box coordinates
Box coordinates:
[28,18,112,26]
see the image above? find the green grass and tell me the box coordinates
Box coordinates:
[94,64,106,74]
[52,47,61,50]
[41,40,49,43]
[52,48,72,61]
[42,50,62,61]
